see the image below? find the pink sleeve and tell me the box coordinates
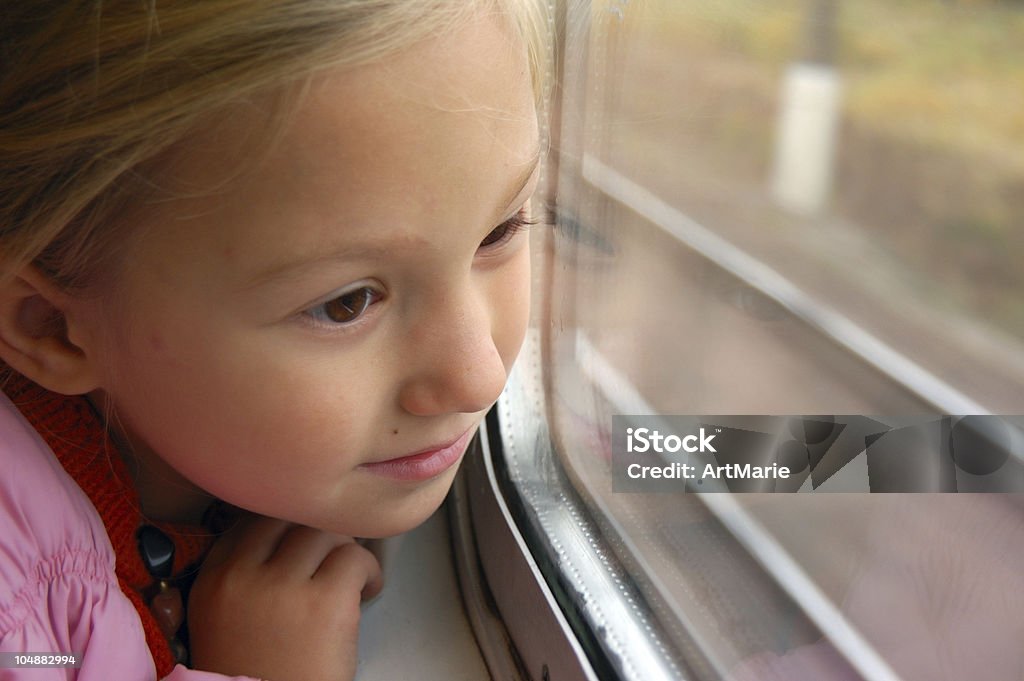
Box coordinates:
[0,549,156,680]
[0,395,258,681]
[1,574,257,680]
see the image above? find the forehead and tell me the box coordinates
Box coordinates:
[275,16,538,210]
[134,10,539,276]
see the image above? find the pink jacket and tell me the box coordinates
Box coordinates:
[0,393,256,681]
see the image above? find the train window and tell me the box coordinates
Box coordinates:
[453,2,1024,681]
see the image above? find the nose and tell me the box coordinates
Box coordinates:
[398,286,510,417]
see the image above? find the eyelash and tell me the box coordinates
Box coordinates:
[478,209,537,249]
[301,209,537,330]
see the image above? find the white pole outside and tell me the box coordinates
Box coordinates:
[771,62,843,215]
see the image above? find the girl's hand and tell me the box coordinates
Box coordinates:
[187,515,383,681]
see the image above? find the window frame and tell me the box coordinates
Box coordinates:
[450,2,1024,680]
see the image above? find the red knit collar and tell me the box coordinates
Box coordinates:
[4,374,215,675]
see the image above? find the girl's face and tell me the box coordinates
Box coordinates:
[78,13,539,536]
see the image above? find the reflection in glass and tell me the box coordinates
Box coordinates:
[537,1,1024,679]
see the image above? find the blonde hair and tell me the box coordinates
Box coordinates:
[0,0,549,290]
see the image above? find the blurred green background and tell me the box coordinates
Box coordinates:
[611,0,1024,336]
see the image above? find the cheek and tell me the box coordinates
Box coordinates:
[104,332,368,498]
[494,247,532,369]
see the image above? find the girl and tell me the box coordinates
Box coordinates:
[0,1,546,679]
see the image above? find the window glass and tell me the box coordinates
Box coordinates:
[522,1,1024,679]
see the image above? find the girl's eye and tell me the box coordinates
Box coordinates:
[479,210,536,249]
[307,286,381,325]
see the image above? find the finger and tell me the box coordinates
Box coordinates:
[205,514,292,570]
[268,525,357,577]
[358,538,386,569]
[314,542,384,602]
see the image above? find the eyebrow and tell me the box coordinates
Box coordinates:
[246,146,542,287]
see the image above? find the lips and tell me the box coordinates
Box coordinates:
[359,426,477,481]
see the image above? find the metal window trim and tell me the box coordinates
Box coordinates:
[450,406,602,681]
[459,330,688,681]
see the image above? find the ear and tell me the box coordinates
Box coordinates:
[0,266,102,395]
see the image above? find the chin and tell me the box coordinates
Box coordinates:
[368,495,450,538]
[337,478,456,539]
[352,510,439,539]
